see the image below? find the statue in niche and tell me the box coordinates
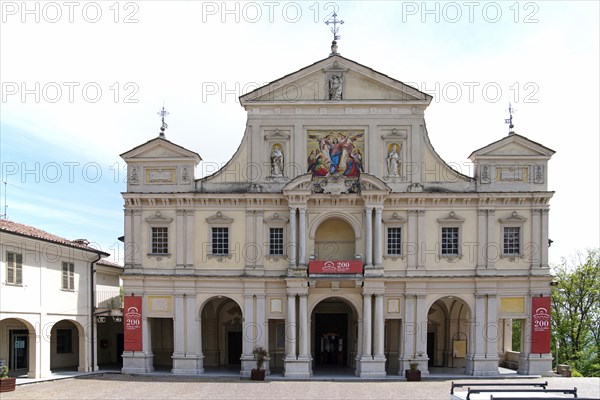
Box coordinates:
[271,144,284,177]
[387,143,401,176]
[329,74,344,100]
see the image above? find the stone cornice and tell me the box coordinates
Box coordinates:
[123,191,554,208]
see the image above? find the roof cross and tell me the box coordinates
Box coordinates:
[325,12,344,41]
[157,106,169,138]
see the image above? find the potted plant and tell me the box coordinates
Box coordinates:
[405,352,423,381]
[0,365,16,392]
[250,346,269,381]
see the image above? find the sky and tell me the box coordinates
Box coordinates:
[1,0,598,266]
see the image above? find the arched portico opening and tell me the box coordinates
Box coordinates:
[427,297,471,372]
[314,218,356,260]
[0,318,36,377]
[311,297,358,375]
[201,296,243,372]
[50,320,85,372]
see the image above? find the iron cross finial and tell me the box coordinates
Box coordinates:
[504,103,516,134]
[325,12,344,41]
[157,106,169,138]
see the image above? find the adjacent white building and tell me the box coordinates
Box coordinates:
[120,48,555,378]
[0,220,122,377]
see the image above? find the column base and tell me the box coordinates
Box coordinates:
[364,268,384,277]
[356,356,386,378]
[284,356,312,379]
[171,354,204,375]
[465,355,500,376]
[122,351,154,374]
[518,353,553,376]
[240,354,256,377]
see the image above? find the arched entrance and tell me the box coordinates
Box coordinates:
[201,297,243,371]
[427,297,470,371]
[0,318,35,377]
[50,320,84,372]
[311,297,358,375]
[314,218,355,260]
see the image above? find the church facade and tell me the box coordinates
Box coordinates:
[120,50,555,378]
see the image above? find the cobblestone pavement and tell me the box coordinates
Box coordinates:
[3,374,599,400]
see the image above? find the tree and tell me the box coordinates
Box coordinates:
[551,249,600,376]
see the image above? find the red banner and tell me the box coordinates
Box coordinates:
[531,296,551,354]
[308,260,363,274]
[124,296,142,351]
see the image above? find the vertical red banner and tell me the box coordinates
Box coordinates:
[124,296,142,351]
[531,296,551,354]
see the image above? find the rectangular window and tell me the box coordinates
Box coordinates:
[269,228,284,256]
[62,262,74,290]
[212,227,229,255]
[56,329,72,353]
[441,227,459,256]
[151,227,169,254]
[6,252,23,285]
[503,227,521,255]
[387,227,402,255]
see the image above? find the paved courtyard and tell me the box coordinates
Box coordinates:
[3,374,599,400]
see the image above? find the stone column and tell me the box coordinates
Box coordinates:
[414,294,428,374]
[286,294,297,358]
[256,294,267,349]
[486,210,496,269]
[241,295,255,377]
[417,210,425,269]
[298,207,307,266]
[365,207,373,267]
[185,294,203,374]
[531,209,541,268]
[298,294,309,358]
[185,211,194,267]
[541,209,549,269]
[476,210,486,269]
[407,211,418,269]
[176,211,185,268]
[362,294,372,357]
[124,210,133,266]
[401,295,416,374]
[245,211,255,269]
[485,294,499,358]
[289,208,297,267]
[172,294,198,374]
[374,207,383,267]
[255,211,264,269]
[132,210,142,266]
[373,294,385,358]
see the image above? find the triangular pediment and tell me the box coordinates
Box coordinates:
[469,133,555,161]
[120,137,201,163]
[240,55,431,105]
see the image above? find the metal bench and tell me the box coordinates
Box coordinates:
[450,381,548,395]
[466,388,578,400]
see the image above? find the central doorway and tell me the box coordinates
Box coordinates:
[312,298,357,374]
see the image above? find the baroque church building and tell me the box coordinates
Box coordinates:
[120,45,555,378]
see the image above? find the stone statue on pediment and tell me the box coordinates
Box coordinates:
[329,74,344,100]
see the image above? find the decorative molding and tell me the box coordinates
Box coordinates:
[498,211,527,224]
[264,212,289,224]
[205,211,233,225]
[383,212,407,224]
[145,211,173,224]
[436,211,465,224]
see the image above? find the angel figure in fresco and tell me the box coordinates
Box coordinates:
[343,148,364,177]
[271,145,284,177]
